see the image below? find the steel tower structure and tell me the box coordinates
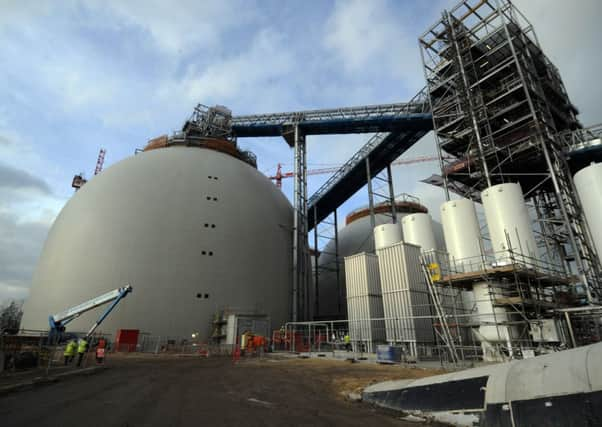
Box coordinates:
[419,0,601,299]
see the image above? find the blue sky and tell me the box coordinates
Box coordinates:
[1,0,601,304]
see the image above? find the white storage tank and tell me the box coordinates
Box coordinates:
[473,282,514,363]
[374,223,403,250]
[401,213,437,253]
[481,183,538,265]
[473,283,510,342]
[344,252,385,352]
[440,198,483,272]
[440,198,482,327]
[574,163,602,260]
[21,141,293,340]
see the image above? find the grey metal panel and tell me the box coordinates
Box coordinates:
[317,211,408,319]
[21,147,293,341]
[377,242,435,346]
[344,253,385,348]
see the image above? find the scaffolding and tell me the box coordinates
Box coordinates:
[419,0,601,301]
[431,233,575,359]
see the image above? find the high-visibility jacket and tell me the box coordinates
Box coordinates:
[77,339,88,354]
[344,335,350,344]
[64,341,77,356]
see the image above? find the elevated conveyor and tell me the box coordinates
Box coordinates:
[307,124,432,229]
[230,91,433,230]
[232,102,430,145]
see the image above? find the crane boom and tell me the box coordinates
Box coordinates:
[49,285,133,338]
[269,155,452,188]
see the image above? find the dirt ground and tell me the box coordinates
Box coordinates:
[0,353,445,427]
[261,356,445,397]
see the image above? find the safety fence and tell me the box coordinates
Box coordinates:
[275,312,579,367]
[0,329,251,376]
[0,329,110,375]
[132,334,236,356]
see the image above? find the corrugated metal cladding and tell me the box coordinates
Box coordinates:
[344,253,385,351]
[377,242,435,349]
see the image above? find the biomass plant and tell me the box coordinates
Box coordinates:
[20,0,602,361]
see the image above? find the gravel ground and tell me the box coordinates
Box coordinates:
[0,354,445,427]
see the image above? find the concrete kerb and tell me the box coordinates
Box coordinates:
[0,366,107,396]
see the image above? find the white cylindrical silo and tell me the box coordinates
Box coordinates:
[473,283,511,343]
[481,183,538,264]
[374,223,403,250]
[440,198,483,272]
[402,213,437,253]
[574,163,602,260]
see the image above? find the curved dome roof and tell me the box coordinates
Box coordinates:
[21,146,293,339]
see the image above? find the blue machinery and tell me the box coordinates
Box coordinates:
[48,285,133,340]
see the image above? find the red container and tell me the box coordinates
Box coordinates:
[115,329,139,352]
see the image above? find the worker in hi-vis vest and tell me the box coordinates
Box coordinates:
[344,334,351,351]
[63,339,77,365]
[76,338,88,367]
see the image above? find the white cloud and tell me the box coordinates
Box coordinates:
[0,0,262,129]
[158,28,296,113]
[0,282,30,306]
[98,0,256,55]
[0,127,65,303]
[513,0,602,124]
[0,211,54,305]
[323,0,424,89]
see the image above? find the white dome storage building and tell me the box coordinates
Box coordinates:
[21,140,293,340]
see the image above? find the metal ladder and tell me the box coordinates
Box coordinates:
[421,259,460,365]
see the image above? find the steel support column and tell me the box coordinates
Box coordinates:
[386,164,397,223]
[292,124,308,321]
[313,205,319,319]
[365,159,376,236]
[334,209,342,315]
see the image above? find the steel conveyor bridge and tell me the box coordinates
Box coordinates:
[228,91,433,322]
[232,100,431,146]
[231,91,433,230]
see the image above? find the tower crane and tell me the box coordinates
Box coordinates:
[71,148,107,191]
[269,155,450,189]
[94,148,107,175]
[48,285,133,342]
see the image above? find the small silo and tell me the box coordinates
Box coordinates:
[574,162,602,261]
[21,136,293,340]
[374,223,403,251]
[401,213,438,253]
[440,199,483,272]
[481,183,539,264]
